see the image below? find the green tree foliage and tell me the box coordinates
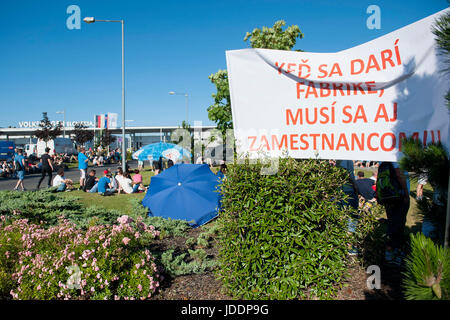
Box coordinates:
[243,20,303,50]
[400,138,449,243]
[400,138,449,192]
[73,123,94,147]
[99,128,117,150]
[403,233,450,300]
[207,20,304,133]
[34,112,62,145]
[216,158,353,299]
[432,9,450,108]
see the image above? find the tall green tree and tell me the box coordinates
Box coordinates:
[34,112,62,146]
[207,20,304,133]
[432,9,450,109]
[99,129,116,151]
[73,123,94,147]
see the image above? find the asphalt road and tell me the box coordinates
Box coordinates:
[0,161,137,191]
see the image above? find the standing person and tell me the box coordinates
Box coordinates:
[216,164,227,181]
[78,147,89,190]
[377,161,410,265]
[416,172,428,201]
[335,159,359,256]
[13,149,26,191]
[154,157,163,175]
[37,147,54,189]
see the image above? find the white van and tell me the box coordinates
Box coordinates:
[24,143,37,156]
[36,138,76,157]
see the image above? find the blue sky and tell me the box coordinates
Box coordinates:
[0,0,448,128]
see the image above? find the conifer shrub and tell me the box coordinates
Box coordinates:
[216,158,354,299]
[403,233,450,300]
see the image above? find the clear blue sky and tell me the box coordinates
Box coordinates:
[0,0,447,128]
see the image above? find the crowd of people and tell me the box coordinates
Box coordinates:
[0,148,72,180]
[333,159,413,266]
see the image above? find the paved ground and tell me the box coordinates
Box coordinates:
[0,161,137,191]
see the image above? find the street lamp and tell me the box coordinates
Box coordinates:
[83,16,127,172]
[169,91,189,126]
[56,110,66,138]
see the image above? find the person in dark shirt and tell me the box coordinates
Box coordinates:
[355,171,376,201]
[83,169,98,192]
[37,147,54,189]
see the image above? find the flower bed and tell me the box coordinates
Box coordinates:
[0,214,162,300]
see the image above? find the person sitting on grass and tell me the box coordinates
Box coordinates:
[118,172,140,194]
[52,168,74,192]
[355,171,376,202]
[216,164,227,181]
[84,169,98,192]
[97,170,114,196]
[132,169,146,191]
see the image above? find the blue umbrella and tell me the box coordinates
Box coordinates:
[142,164,221,227]
[132,142,192,161]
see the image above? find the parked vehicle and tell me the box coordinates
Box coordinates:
[24,143,37,156]
[0,141,16,161]
[36,138,76,157]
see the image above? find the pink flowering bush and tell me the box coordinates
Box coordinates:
[0,215,162,300]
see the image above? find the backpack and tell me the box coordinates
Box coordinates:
[376,162,402,204]
[15,157,24,171]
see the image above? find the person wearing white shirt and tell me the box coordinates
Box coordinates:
[52,168,73,192]
[118,172,139,194]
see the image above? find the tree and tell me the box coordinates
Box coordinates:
[432,9,450,109]
[99,129,116,151]
[34,112,62,146]
[207,20,304,133]
[73,123,94,147]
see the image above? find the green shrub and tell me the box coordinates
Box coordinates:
[128,198,190,238]
[0,190,124,229]
[160,249,217,276]
[216,157,354,299]
[354,203,387,267]
[403,233,450,300]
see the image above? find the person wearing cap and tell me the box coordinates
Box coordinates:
[97,170,114,195]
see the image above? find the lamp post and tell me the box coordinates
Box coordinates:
[169,91,189,126]
[83,16,126,172]
[56,110,66,138]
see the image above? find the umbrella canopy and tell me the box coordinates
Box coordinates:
[142,164,221,227]
[132,142,192,161]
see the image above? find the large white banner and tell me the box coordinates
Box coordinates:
[226,9,450,161]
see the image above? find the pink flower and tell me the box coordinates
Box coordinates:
[117,215,133,225]
[138,284,142,292]
[122,237,131,245]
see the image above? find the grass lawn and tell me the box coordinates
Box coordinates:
[59,167,155,214]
